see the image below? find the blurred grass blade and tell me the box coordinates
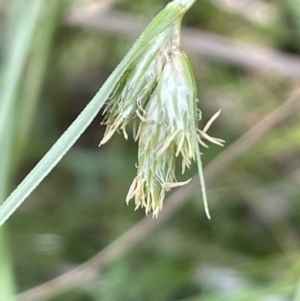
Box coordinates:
[17,0,64,151]
[0,0,196,226]
[0,0,43,146]
[0,0,43,199]
[0,1,44,300]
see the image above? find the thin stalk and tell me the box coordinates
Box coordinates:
[0,0,196,226]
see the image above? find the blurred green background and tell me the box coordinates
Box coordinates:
[1,0,300,300]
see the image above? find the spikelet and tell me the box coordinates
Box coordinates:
[100,13,224,217]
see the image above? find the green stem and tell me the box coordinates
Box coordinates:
[0,0,196,226]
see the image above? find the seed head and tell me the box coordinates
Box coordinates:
[99,28,173,145]
[100,19,224,217]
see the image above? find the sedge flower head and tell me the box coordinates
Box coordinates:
[99,28,173,145]
[100,19,224,217]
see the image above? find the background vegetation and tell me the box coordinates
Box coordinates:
[1,0,300,300]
